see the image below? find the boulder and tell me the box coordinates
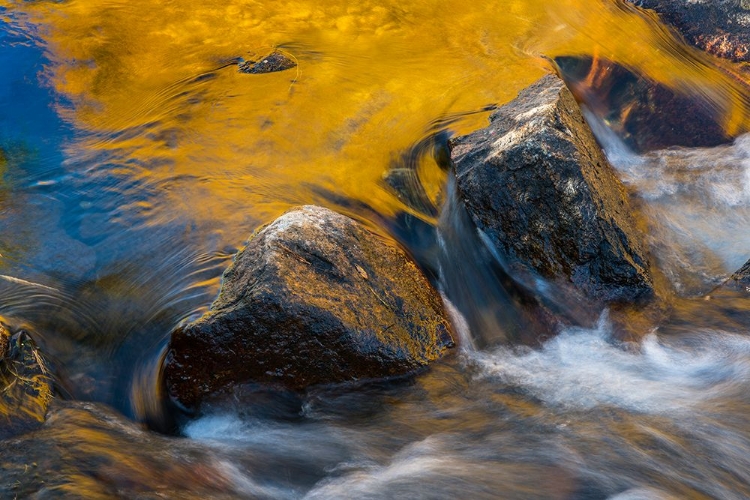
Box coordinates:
[164,205,455,410]
[0,323,53,438]
[628,0,750,64]
[555,56,733,152]
[449,74,653,304]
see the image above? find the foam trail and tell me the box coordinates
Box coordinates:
[470,311,750,414]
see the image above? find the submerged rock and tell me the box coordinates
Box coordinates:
[238,50,297,74]
[555,56,734,152]
[164,205,455,410]
[0,401,260,498]
[0,323,53,438]
[628,0,750,64]
[450,74,653,304]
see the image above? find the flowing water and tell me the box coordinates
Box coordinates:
[1,0,750,497]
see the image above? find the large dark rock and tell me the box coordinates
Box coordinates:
[0,323,53,439]
[628,0,750,64]
[449,74,653,304]
[555,56,734,152]
[164,205,455,410]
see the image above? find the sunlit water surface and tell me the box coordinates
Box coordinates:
[1,0,750,497]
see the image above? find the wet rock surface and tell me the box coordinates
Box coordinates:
[0,323,53,439]
[556,56,734,152]
[715,258,750,293]
[164,205,455,410]
[238,50,297,74]
[729,259,750,285]
[449,74,653,304]
[628,0,750,64]
[0,401,260,499]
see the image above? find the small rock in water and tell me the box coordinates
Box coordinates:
[449,74,654,304]
[0,323,53,438]
[237,51,297,74]
[164,205,455,410]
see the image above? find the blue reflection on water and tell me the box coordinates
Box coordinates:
[0,15,69,183]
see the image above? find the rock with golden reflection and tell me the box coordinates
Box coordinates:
[164,205,455,410]
[0,323,53,439]
[450,74,654,304]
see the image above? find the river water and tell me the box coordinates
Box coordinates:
[1,0,750,498]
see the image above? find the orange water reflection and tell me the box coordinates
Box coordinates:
[3,0,747,235]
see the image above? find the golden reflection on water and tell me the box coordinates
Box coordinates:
[2,0,747,233]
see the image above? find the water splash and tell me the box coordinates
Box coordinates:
[471,311,750,414]
[604,133,750,294]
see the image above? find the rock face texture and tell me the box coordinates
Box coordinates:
[0,324,53,439]
[450,74,653,304]
[628,0,750,64]
[164,206,454,410]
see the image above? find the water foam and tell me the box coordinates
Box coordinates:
[470,312,750,414]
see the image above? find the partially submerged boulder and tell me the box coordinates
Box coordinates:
[555,56,734,152]
[628,0,750,64]
[164,206,455,410]
[449,74,653,304]
[0,323,53,438]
